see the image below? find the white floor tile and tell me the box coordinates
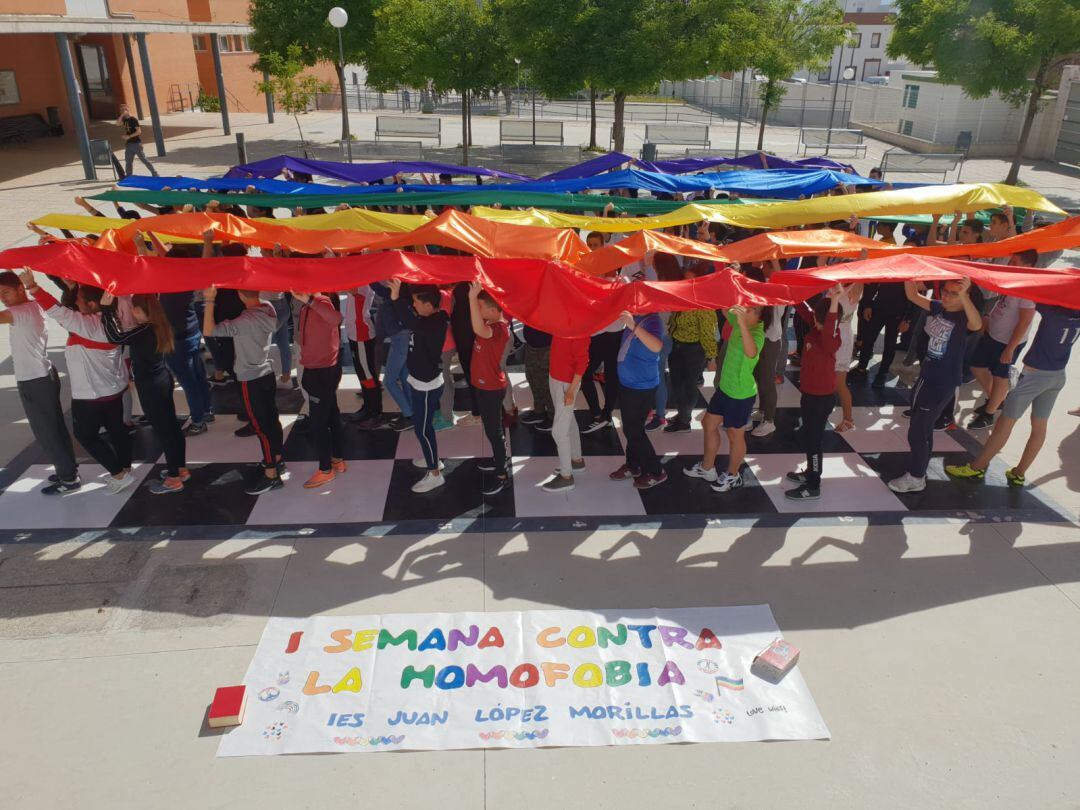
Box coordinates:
[184,415,299,463]
[394,422,493,459]
[510,455,647,518]
[0,464,150,529]
[245,460,394,525]
[838,405,964,453]
[748,453,907,514]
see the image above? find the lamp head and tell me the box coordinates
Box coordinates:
[328,7,348,28]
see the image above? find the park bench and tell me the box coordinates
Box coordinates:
[375,116,442,144]
[880,149,965,182]
[500,119,565,144]
[643,123,711,149]
[343,140,424,160]
[0,113,51,146]
[798,127,867,157]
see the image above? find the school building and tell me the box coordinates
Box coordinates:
[0,1,337,178]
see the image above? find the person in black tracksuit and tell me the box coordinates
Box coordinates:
[102,294,188,494]
[851,282,914,387]
[389,280,450,493]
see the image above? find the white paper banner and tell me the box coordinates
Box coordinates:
[217,605,829,756]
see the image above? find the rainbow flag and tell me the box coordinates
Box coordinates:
[716,675,745,692]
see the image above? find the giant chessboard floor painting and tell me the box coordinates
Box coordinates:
[217,605,829,755]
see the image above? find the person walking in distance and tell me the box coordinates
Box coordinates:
[0,271,79,493]
[117,104,159,178]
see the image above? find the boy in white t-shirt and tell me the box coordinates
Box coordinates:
[0,272,79,493]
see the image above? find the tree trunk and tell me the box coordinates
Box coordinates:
[613,90,627,153]
[589,85,597,150]
[293,114,305,144]
[756,79,771,151]
[461,92,469,165]
[336,62,350,144]
[1005,79,1043,185]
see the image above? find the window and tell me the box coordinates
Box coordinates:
[902,84,920,108]
[241,35,253,52]
[899,119,913,136]
[853,33,862,48]
[192,35,206,52]
[217,34,234,53]
[818,69,832,82]
[871,32,881,48]
[863,59,881,79]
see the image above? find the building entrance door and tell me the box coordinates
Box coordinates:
[75,43,115,120]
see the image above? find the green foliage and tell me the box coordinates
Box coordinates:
[750,0,850,94]
[255,45,333,141]
[197,91,221,113]
[249,0,376,70]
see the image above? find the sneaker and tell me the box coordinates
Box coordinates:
[159,467,192,483]
[210,377,231,389]
[392,416,414,432]
[234,423,256,437]
[945,463,985,480]
[786,470,807,484]
[571,458,586,472]
[609,463,640,481]
[204,412,216,423]
[276,461,288,480]
[684,462,718,482]
[433,414,454,432]
[645,415,667,432]
[476,458,505,473]
[149,477,184,494]
[788,353,801,367]
[41,478,81,495]
[581,417,610,434]
[849,366,868,378]
[750,420,775,438]
[749,409,763,423]
[413,458,446,470]
[535,417,554,432]
[663,420,692,434]
[633,470,668,489]
[344,409,373,423]
[871,375,887,389]
[457,414,482,427]
[184,421,208,436]
[332,459,348,474]
[245,475,284,495]
[887,473,926,493]
[974,398,989,415]
[967,412,995,430]
[411,472,445,493]
[710,471,743,492]
[785,484,820,500]
[482,476,509,496]
[356,416,384,431]
[106,472,137,495]
[519,410,544,425]
[933,416,956,432]
[1005,467,1025,487]
[901,408,913,419]
[304,469,335,489]
[541,474,575,492]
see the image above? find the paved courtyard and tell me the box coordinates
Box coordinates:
[1,109,1079,808]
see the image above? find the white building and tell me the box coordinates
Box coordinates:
[793,0,913,84]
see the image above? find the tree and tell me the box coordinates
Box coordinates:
[369,0,513,163]
[747,0,850,150]
[249,0,376,142]
[255,45,333,144]
[888,0,1080,184]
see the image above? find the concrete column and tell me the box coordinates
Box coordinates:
[121,35,144,119]
[55,33,94,180]
[210,34,231,136]
[134,33,166,156]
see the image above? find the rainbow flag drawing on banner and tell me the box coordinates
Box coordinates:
[716,675,745,692]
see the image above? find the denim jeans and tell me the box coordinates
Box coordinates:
[166,344,213,425]
[384,331,413,418]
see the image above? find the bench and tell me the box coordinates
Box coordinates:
[798,127,867,156]
[500,119,564,144]
[343,140,424,160]
[643,123,711,148]
[375,116,442,144]
[0,113,52,146]
[880,149,965,182]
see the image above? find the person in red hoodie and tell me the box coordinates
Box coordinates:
[543,332,590,492]
[786,286,842,501]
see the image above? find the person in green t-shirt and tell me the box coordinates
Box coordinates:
[685,305,769,493]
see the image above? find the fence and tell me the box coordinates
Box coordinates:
[662,77,857,130]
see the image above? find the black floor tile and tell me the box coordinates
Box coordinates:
[745,408,852,454]
[509,411,624,457]
[281,421,400,461]
[110,463,259,527]
[381,458,515,522]
[637,455,778,516]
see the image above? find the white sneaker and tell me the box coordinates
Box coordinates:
[751,420,776,437]
[411,472,445,493]
[683,462,718,482]
[749,409,763,423]
[106,471,136,495]
[710,471,743,492]
[412,458,446,470]
[887,473,926,493]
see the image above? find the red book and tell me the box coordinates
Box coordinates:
[208,685,247,728]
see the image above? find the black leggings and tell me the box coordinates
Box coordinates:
[137,371,186,477]
[475,387,507,472]
[349,338,383,417]
[302,365,345,471]
[799,392,836,488]
[582,331,622,419]
[857,312,903,375]
[71,395,132,476]
[620,385,661,475]
[668,340,706,423]
[451,326,480,416]
[241,373,284,467]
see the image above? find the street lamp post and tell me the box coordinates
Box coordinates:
[328,7,350,160]
[514,57,521,117]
